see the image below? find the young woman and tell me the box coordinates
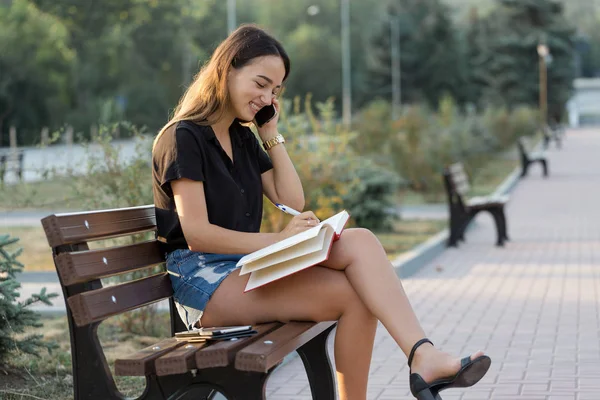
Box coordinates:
[152,24,490,400]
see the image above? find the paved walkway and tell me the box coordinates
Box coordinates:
[265,128,600,399]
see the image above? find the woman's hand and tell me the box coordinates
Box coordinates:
[255,98,280,141]
[278,211,320,241]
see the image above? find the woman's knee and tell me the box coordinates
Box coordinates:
[345,228,382,249]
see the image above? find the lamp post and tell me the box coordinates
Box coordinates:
[537,42,549,128]
[341,0,352,127]
[390,16,401,120]
[227,0,236,34]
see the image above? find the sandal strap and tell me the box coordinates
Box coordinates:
[408,338,434,368]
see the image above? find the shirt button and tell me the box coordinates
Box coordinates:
[245,212,251,217]
[241,189,245,194]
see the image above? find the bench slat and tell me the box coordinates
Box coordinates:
[115,338,185,376]
[448,163,471,195]
[154,323,280,376]
[194,322,281,370]
[155,342,209,377]
[67,273,172,327]
[235,321,336,373]
[55,240,164,286]
[42,205,156,247]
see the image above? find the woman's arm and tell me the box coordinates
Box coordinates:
[173,178,318,254]
[258,99,305,211]
[173,178,280,254]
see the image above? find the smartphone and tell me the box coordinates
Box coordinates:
[175,325,252,338]
[254,104,277,127]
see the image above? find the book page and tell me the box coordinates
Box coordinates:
[239,229,327,275]
[320,210,350,235]
[236,224,322,266]
[245,226,336,291]
[236,210,349,267]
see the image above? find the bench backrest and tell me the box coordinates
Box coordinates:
[446,163,471,196]
[0,150,24,182]
[443,162,471,213]
[41,205,182,331]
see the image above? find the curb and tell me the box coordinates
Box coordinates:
[392,165,522,278]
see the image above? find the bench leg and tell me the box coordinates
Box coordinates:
[297,324,337,400]
[540,159,548,177]
[489,209,505,247]
[458,215,472,242]
[447,211,463,247]
[521,161,529,177]
[498,209,509,241]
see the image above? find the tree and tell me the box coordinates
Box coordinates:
[0,0,74,146]
[470,0,575,122]
[367,0,468,108]
[0,234,58,365]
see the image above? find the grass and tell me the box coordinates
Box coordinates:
[378,219,446,261]
[0,177,89,212]
[0,312,171,400]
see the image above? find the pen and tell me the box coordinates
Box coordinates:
[275,203,301,216]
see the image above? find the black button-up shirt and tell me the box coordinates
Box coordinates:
[152,120,273,254]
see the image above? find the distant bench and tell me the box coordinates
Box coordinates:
[42,205,337,400]
[543,124,564,149]
[443,163,509,247]
[0,149,24,184]
[517,138,548,178]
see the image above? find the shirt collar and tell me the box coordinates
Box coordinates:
[204,120,244,148]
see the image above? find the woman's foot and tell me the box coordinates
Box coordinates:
[409,342,486,384]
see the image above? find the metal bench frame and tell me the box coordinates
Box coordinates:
[443,163,509,247]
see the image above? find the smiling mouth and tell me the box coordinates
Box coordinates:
[250,102,261,113]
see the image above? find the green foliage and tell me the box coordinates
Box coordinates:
[368,0,469,107]
[468,0,575,122]
[0,0,74,145]
[260,94,401,232]
[62,122,153,210]
[351,97,539,201]
[0,234,58,364]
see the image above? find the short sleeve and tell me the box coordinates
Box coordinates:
[250,130,273,174]
[154,124,205,195]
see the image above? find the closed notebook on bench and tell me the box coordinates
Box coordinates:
[237,210,350,292]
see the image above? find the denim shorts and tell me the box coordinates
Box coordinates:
[166,249,244,329]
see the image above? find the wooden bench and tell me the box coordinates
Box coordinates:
[517,138,548,178]
[442,163,509,247]
[0,149,24,185]
[542,124,563,150]
[41,205,337,400]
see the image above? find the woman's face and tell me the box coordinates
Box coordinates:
[227,55,286,122]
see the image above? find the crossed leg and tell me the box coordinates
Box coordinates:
[201,228,484,400]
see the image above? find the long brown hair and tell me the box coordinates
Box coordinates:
[153,24,290,149]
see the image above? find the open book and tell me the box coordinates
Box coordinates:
[237,210,350,292]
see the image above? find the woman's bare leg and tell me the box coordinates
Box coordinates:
[201,266,377,400]
[319,228,484,382]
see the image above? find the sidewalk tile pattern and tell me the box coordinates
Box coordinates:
[264,129,600,399]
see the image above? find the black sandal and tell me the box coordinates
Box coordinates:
[407,338,491,400]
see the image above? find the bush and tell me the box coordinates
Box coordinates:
[61,122,154,210]
[259,94,402,232]
[349,96,540,201]
[0,235,58,364]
